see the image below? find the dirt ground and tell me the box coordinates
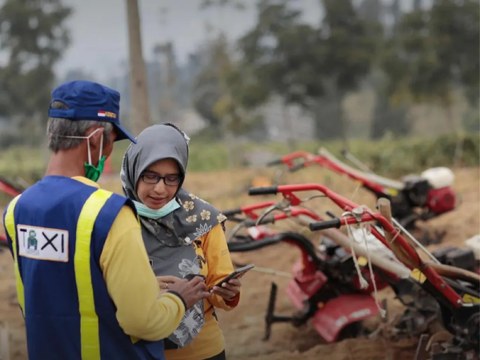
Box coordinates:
[0,166,478,360]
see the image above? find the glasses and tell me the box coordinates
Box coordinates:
[140,173,182,186]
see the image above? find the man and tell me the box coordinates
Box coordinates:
[2,80,210,360]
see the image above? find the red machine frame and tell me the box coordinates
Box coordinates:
[267,150,458,245]
[247,183,479,359]
[269,151,389,195]
[224,201,398,343]
[249,183,463,305]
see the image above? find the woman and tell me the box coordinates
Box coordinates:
[121,123,241,360]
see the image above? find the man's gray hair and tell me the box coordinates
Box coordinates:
[47,101,114,153]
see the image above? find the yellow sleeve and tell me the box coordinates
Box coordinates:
[100,205,186,341]
[202,223,241,310]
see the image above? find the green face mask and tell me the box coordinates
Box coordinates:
[85,155,106,182]
[83,128,106,182]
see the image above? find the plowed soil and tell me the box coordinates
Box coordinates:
[1,166,478,360]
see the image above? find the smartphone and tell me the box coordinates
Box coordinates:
[209,264,254,292]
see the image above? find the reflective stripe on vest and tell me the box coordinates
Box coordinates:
[6,188,114,360]
[75,189,113,360]
[5,194,25,315]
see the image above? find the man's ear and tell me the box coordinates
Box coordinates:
[86,126,105,151]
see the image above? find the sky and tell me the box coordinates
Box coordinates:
[56,0,323,82]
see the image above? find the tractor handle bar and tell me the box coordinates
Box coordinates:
[248,183,465,307]
[249,186,279,196]
[248,184,420,261]
[309,214,378,232]
[309,219,342,231]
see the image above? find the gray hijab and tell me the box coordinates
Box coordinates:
[120,123,226,348]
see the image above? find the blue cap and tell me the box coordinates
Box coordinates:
[48,80,136,143]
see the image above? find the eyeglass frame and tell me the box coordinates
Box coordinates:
[139,172,183,186]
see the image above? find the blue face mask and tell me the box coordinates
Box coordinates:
[133,198,180,219]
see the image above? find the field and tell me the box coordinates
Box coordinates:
[0,164,479,360]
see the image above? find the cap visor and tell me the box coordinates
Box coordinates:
[114,124,137,144]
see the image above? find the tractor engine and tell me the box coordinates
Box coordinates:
[401,167,457,220]
[421,167,456,215]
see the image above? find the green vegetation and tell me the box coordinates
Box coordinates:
[0,0,72,146]
[194,0,479,143]
[1,132,478,183]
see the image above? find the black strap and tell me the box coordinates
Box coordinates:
[164,338,179,350]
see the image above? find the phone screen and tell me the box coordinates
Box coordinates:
[209,264,254,291]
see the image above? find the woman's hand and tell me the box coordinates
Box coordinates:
[157,275,182,294]
[211,278,241,301]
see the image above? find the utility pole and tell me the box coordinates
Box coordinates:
[126,0,151,136]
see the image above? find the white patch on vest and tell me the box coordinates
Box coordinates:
[17,224,69,262]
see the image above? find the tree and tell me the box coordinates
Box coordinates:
[234,0,375,147]
[398,1,478,109]
[214,58,270,136]
[413,0,423,11]
[194,0,267,142]
[240,0,325,104]
[388,1,478,125]
[191,36,228,138]
[191,33,268,135]
[357,0,382,23]
[237,0,324,147]
[126,0,151,136]
[362,0,412,139]
[384,0,479,161]
[0,0,72,125]
[313,0,376,147]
